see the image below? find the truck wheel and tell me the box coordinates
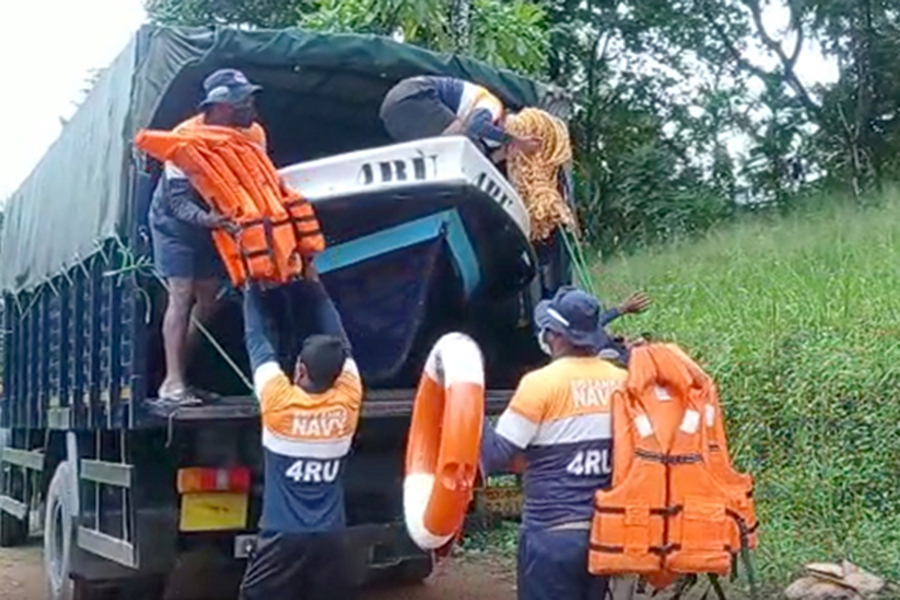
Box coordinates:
[45,461,103,600]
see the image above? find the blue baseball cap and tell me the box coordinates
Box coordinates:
[199,68,262,108]
[534,286,611,351]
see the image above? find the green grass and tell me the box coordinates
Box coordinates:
[591,191,900,584]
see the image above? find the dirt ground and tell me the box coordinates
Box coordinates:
[0,543,44,600]
[0,542,753,600]
[0,541,518,600]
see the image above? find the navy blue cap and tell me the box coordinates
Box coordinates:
[534,286,611,351]
[199,68,262,108]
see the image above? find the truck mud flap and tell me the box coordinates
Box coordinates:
[74,430,179,575]
[0,445,44,522]
[77,459,136,568]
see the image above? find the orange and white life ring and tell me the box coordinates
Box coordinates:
[404,332,485,550]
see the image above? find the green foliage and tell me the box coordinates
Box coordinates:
[302,0,451,47]
[144,0,308,28]
[295,0,375,33]
[467,0,548,75]
[459,520,520,562]
[597,189,900,582]
[301,0,549,75]
[146,0,548,76]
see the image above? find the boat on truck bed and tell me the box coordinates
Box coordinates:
[280,136,537,385]
[0,24,573,600]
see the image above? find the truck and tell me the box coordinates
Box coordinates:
[0,24,574,600]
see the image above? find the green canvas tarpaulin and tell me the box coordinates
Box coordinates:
[0,25,550,294]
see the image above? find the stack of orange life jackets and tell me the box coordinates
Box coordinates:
[588,343,757,590]
[134,124,325,288]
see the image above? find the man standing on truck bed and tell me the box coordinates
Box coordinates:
[379,75,541,161]
[479,285,627,600]
[149,68,267,406]
[238,278,363,600]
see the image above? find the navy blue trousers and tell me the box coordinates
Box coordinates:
[517,528,609,600]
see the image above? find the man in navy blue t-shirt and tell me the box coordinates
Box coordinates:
[238,279,362,600]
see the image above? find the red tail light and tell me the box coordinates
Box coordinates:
[177,467,251,494]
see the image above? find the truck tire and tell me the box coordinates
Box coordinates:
[45,461,104,600]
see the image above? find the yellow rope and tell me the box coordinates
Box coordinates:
[505,108,578,241]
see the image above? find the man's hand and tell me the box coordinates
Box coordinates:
[617,292,652,315]
[489,146,508,165]
[304,259,321,282]
[509,135,541,155]
[212,212,240,236]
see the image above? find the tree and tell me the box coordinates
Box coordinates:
[144,0,310,28]
[690,0,900,200]
[300,0,549,75]
[145,0,549,75]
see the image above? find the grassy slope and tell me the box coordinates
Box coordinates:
[593,195,900,583]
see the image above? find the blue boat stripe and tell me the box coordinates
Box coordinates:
[443,209,481,296]
[314,210,482,297]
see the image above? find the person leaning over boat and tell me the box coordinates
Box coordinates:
[379,75,541,162]
[479,285,628,600]
[238,280,362,600]
[149,68,267,406]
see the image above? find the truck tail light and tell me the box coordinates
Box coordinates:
[177,467,251,494]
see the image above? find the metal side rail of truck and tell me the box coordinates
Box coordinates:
[0,24,574,600]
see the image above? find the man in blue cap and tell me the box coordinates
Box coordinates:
[480,285,629,600]
[149,68,268,406]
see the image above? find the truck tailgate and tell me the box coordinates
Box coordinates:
[140,389,513,425]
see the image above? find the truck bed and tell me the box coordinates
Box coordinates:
[140,388,513,425]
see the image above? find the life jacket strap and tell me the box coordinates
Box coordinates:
[593,504,683,517]
[589,543,681,556]
[635,449,703,464]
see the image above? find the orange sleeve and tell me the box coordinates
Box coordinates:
[259,359,363,422]
[506,371,548,424]
[250,124,267,150]
[334,371,362,409]
[260,371,312,415]
[332,366,364,430]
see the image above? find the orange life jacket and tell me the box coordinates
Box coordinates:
[135,117,325,287]
[662,343,757,550]
[588,343,757,587]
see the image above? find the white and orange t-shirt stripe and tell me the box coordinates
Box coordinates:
[484,357,626,529]
[253,359,363,533]
[457,83,504,123]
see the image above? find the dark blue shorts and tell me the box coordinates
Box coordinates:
[150,216,225,280]
[379,78,457,142]
[239,530,350,600]
[517,528,609,600]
